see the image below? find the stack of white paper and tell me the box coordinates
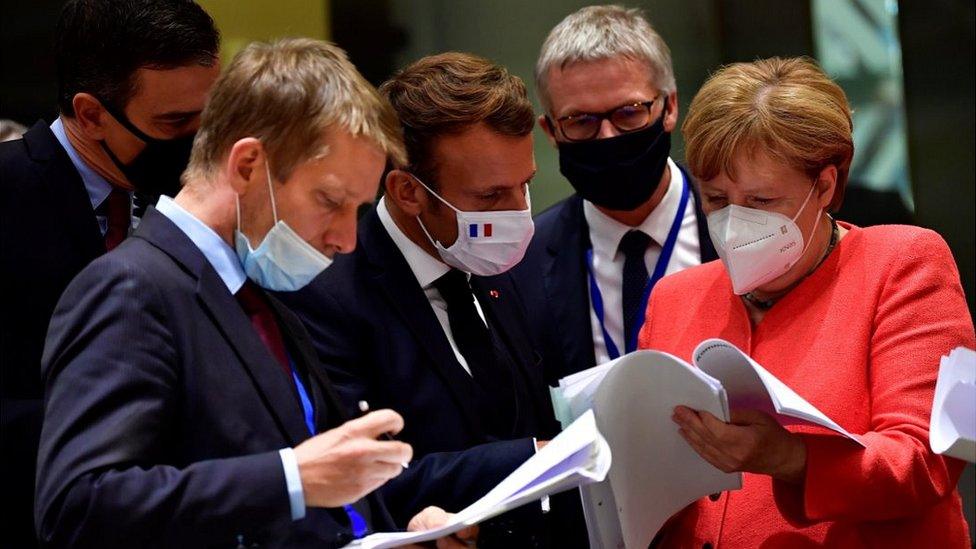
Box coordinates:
[930,347,976,463]
[343,410,610,549]
[551,338,864,548]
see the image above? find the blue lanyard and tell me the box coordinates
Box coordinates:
[586,178,689,360]
[288,358,369,539]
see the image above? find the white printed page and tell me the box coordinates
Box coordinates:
[590,351,741,549]
[344,410,610,549]
[931,347,976,462]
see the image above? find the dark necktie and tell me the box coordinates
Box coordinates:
[433,270,495,380]
[103,187,131,251]
[234,280,291,376]
[620,230,652,352]
[235,282,368,538]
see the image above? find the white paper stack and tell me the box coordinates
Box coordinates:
[343,410,611,549]
[551,338,864,548]
[930,346,976,463]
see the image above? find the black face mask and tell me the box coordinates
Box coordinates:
[557,109,671,211]
[99,101,194,198]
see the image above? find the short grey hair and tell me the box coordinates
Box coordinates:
[535,5,676,112]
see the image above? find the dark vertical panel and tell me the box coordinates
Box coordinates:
[330,0,406,86]
[715,0,814,63]
[0,0,63,125]
[898,0,975,315]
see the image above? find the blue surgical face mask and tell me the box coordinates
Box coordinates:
[234,161,333,291]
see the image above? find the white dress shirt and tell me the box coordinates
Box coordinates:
[583,158,702,365]
[377,197,487,376]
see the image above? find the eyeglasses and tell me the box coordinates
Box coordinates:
[552,97,663,142]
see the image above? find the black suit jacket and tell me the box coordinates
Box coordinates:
[1,121,109,547]
[511,163,718,383]
[277,209,561,523]
[35,209,499,548]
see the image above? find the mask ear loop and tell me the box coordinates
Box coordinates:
[793,181,823,260]
[411,173,461,250]
[265,159,280,224]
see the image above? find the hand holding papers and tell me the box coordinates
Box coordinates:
[551,338,863,548]
[930,347,976,462]
[343,411,610,549]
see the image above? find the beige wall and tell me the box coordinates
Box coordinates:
[198,0,330,65]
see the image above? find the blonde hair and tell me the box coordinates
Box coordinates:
[682,56,854,210]
[185,38,406,184]
[535,5,675,112]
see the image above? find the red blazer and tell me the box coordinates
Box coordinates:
[638,223,974,548]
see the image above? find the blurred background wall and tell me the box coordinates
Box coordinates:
[2,0,973,540]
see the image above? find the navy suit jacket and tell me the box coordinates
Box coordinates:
[511,163,719,383]
[277,209,561,523]
[35,209,509,548]
[1,121,153,547]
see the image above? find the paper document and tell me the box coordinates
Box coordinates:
[551,338,864,548]
[692,339,864,446]
[930,346,976,462]
[343,410,610,549]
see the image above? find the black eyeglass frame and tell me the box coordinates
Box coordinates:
[549,95,666,142]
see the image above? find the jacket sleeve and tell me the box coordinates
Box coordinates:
[380,438,536,527]
[774,229,975,524]
[35,255,293,548]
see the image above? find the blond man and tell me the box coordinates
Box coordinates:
[35,39,472,549]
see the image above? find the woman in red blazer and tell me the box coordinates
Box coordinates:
[639,57,974,548]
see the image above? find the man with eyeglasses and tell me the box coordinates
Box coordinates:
[514,5,718,384]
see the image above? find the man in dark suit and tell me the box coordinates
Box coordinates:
[512,5,718,383]
[0,1,220,545]
[35,38,484,549]
[278,53,572,546]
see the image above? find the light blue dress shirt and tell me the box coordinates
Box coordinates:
[50,118,137,235]
[154,196,307,521]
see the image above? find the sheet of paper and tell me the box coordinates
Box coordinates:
[931,347,976,462]
[588,350,742,549]
[693,339,864,446]
[344,410,610,549]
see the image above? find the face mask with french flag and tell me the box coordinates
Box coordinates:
[412,175,535,276]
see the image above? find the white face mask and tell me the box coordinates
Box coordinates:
[707,183,820,295]
[413,176,535,276]
[234,162,333,291]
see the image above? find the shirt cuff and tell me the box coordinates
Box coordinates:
[279,448,306,521]
[532,438,551,514]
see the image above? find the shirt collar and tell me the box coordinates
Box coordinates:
[583,157,685,259]
[377,196,450,288]
[50,117,118,211]
[154,195,247,294]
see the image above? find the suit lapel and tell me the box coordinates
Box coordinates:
[359,211,484,433]
[134,209,310,446]
[24,121,104,259]
[544,196,597,377]
[270,297,352,428]
[471,275,553,425]
[676,162,719,263]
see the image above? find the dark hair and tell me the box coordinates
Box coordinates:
[379,52,535,186]
[56,0,220,116]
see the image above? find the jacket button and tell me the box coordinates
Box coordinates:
[703,543,714,549]
[708,492,721,501]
